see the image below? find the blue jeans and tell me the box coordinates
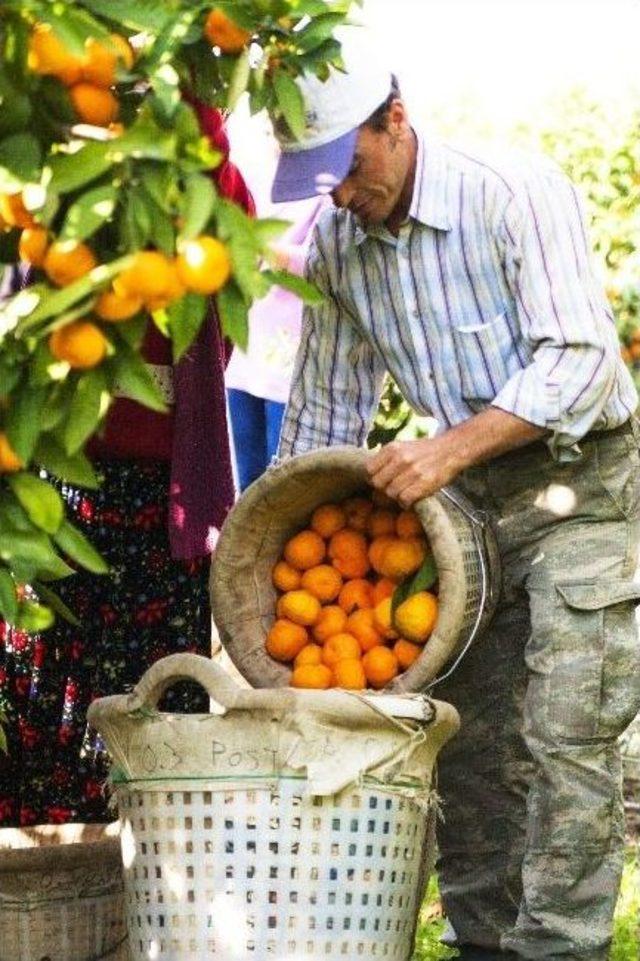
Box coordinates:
[227,389,286,492]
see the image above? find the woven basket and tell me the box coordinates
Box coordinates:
[210,446,501,691]
[88,653,460,961]
[0,822,128,961]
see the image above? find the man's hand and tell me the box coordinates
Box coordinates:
[366,436,458,508]
[366,408,546,507]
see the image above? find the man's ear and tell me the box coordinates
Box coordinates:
[387,99,408,133]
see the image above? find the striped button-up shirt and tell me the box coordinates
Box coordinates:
[279,134,637,461]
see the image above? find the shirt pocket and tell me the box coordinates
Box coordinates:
[451,311,523,409]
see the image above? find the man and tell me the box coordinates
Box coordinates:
[271,45,640,961]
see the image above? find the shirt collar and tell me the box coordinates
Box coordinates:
[354,132,452,244]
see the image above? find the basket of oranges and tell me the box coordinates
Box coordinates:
[211,446,500,693]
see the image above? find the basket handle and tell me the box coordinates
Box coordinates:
[127,653,242,715]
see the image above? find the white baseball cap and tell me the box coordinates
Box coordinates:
[271,35,393,202]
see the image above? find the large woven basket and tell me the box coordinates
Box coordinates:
[88,653,460,961]
[0,822,128,961]
[211,446,501,692]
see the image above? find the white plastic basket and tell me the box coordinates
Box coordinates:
[88,654,460,961]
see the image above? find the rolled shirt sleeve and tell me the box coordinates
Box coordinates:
[278,234,387,458]
[492,167,626,460]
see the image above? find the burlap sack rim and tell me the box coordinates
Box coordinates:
[211,446,468,691]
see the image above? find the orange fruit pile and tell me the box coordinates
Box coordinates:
[28,24,132,127]
[266,492,439,691]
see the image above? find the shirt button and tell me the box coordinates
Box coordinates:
[412,308,420,318]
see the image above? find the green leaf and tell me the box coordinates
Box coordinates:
[34,435,99,489]
[110,118,177,162]
[61,184,118,242]
[16,601,55,633]
[273,73,306,141]
[0,133,41,191]
[227,47,252,111]
[6,472,65,535]
[64,369,109,455]
[217,281,248,350]
[391,555,439,618]
[167,293,207,362]
[111,344,167,413]
[252,218,290,245]
[54,519,109,575]
[0,568,18,623]
[0,520,67,577]
[32,582,80,627]
[263,268,325,304]
[296,13,347,52]
[0,71,31,138]
[17,255,132,330]
[81,0,175,33]
[48,142,113,194]
[179,174,217,242]
[5,384,47,463]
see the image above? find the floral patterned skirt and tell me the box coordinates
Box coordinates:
[0,459,211,826]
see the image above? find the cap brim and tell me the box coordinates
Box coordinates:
[271,128,358,203]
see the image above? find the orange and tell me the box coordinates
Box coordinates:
[373,597,399,641]
[276,589,321,627]
[69,83,119,126]
[176,236,232,295]
[621,346,632,364]
[396,509,423,539]
[310,502,346,539]
[342,496,373,532]
[204,8,252,53]
[378,537,426,582]
[371,577,395,606]
[82,34,134,88]
[328,528,370,579]
[321,633,361,669]
[300,564,343,603]
[333,659,366,691]
[49,321,107,369]
[312,605,347,643]
[629,342,640,362]
[0,193,36,230]
[290,663,333,690]
[44,240,97,287]
[283,529,325,571]
[0,432,23,473]
[362,646,399,689]
[337,578,373,614]
[115,251,183,307]
[28,24,82,83]
[368,535,396,575]
[393,639,422,669]
[272,560,302,593]
[394,591,438,644]
[95,286,144,322]
[294,644,323,668]
[347,609,384,653]
[266,619,308,662]
[367,509,397,538]
[18,227,49,267]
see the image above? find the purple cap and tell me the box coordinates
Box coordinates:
[271,127,358,203]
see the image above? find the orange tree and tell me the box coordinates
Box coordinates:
[0,0,357,631]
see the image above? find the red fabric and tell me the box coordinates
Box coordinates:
[90,104,254,464]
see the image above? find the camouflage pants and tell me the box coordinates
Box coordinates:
[436,418,640,960]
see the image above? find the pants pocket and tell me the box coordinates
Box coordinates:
[547,580,640,740]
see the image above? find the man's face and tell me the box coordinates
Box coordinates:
[331,104,414,229]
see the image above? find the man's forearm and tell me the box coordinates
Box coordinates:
[366,407,546,507]
[442,406,547,476]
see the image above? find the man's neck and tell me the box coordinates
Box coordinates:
[385,128,418,237]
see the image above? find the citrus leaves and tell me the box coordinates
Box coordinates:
[0,0,354,636]
[391,553,438,618]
